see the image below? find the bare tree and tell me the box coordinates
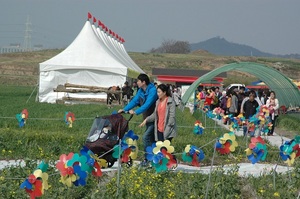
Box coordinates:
[150,39,190,54]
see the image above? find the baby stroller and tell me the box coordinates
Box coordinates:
[85,113,133,168]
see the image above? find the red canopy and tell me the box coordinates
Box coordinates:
[157,75,223,85]
[246,85,269,89]
[157,75,198,83]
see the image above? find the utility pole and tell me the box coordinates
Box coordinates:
[23,15,32,51]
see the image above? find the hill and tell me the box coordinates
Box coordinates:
[0,49,300,86]
[190,36,300,59]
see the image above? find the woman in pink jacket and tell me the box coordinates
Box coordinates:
[266,91,279,136]
[139,84,177,142]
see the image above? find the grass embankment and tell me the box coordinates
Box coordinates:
[276,113,300,137]
[2,49,300,87]
[1,85,300,198]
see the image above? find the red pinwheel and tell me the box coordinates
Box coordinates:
[112,130,139,164]
[215,133,238,155]
[16,109,28,127]
[20,161,49,199]
[24,175,43,199]
[161,148,177,169]
[216,141,231,154]
[64,112,75,128]
[193,120,204,135]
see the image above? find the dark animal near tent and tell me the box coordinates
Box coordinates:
[107,86,121,107]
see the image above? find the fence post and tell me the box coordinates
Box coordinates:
[116,139,122,198]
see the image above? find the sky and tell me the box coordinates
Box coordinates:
[1,0,300,55]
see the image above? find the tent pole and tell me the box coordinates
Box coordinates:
[26,84,38,104]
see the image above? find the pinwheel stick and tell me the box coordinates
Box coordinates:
[205,140,217,199]
[116,139,122,197]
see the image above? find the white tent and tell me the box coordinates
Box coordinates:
[38,19,144,103]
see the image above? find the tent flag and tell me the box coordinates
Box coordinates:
[93,17,97,24]
[98,20,102,27]
[87,12,92,19]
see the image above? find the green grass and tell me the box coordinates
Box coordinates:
[1,85,300,198]
[277,113,300,133]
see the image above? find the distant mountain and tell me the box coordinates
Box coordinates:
[190,37,300,59]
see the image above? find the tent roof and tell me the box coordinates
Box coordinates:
[93,25,144,74]
[181,62,300,107]
[39,21,127,75]
[92,25,145,73]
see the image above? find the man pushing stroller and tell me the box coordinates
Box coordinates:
[118,73,157,166]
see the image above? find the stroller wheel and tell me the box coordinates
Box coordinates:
[124,157,133,167]
[107,161,115,168]
[103,153,117,168]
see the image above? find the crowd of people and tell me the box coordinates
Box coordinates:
[115,74,280,167]
[195,86,279,136]
[120,80,182,106]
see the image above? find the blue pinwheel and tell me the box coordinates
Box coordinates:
[182,145,205,166]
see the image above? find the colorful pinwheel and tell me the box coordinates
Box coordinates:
[255,105,273,135]
[112,130,139,163]
[229,117,241,131]
[212,107,224,120]
[66,153,88,186]
[245,136,268,164]
[20,161,49,199]
[222,114,230,125]
[182,145,205,167]
[279,136,300,166]
[146,140,177,172]
[206,110,216,119]
[193,120,204,135]
[56,153,76,187]
[202,105,210,112]
[56,152,90,187]
[225,114,243,132]
[64,112,75,128]
[16,109,28,127]
[215,132,238,154]
[80,146,102,176]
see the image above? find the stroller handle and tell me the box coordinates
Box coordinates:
[119,111,134,122]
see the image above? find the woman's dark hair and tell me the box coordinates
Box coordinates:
[231,90,237,96]
[137,73,150,85]
[270,91,276,97]
[249,90,256,97]
[258,90,263,98]
[157,84,171,97]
